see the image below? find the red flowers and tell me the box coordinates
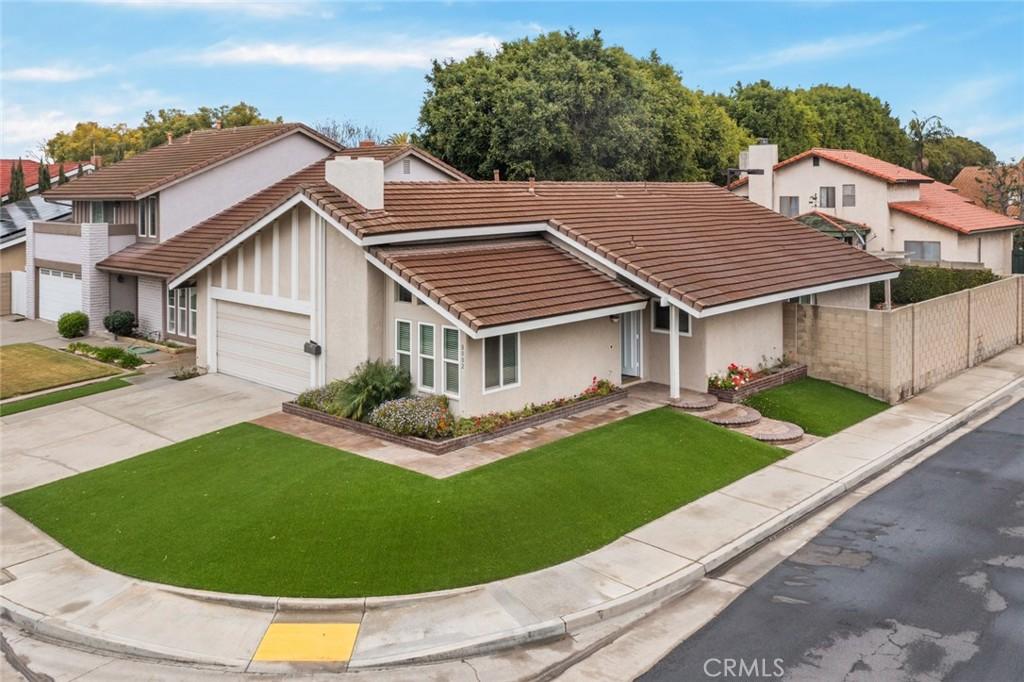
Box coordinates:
[708,363,754,390]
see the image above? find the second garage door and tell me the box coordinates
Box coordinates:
[215,300,311,394]
[38,268,82,322]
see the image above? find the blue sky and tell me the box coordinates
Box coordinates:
[3,1,1023,161]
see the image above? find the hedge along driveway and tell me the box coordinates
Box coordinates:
[3,409,786,597]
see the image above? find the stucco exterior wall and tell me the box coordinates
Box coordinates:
[34,232,80,262]
[158,134,331,241]
[109,274,137,314]
[383,157,457,182]
[816,284,870,308]
[890,212,1011,273]
[643,307,707,391]
[0,243,25,272]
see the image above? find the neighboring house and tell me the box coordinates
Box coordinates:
[729,144,1024,274]
[795,211,870,248]
[1,197,72,315]
[32,123,469,337]
[1,159,95,203]
[67,142,898,414]
[950,163,1022,218]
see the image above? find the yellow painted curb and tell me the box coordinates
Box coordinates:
[253,623,359,662]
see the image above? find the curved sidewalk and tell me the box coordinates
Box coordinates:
[2,348,1022,672]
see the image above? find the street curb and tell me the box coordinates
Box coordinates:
[3,374,1021,670]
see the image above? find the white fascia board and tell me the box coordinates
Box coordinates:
[0,235,27,250]
[698,271,900,318]
[209,286,312,316]
[364,252,478,338]
[475,301,648,338]
[168,193,361,289]
[360,222,548,246]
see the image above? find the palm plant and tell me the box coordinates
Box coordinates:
[906,111,952,173]
[385,131,412,145]
[330,360,412,421]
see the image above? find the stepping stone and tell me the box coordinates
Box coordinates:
[669,389,719,411]
[734,417,805,444]
[698,403,762,427]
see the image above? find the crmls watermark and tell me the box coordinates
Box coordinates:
[702,657,785,678]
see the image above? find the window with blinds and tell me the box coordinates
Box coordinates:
[484,333,519,391]
[419,323,435,391]
[442,327,459,396]
[395,320,412,378]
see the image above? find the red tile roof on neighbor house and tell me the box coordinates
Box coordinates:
[44,123,340,201]
[950,163,1022,217]
[105,161,898,314]
[889,181,1024,234]
[1,159,92,195]
[728,148,934,189]
[371,238,646,331]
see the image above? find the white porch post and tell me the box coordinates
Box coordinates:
[669,304,680,400]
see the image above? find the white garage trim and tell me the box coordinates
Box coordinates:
[209,286,311,315]
[215,300,311,394]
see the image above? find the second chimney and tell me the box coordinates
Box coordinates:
[325,156,384,210]
[358,139,376,148]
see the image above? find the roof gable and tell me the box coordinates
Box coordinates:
[729,148,933,189]
[338,143,471,181]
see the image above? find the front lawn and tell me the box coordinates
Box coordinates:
[3,408,785,597]
[0,377,132,417]
[0,343,119,399]
[744,378,888,437]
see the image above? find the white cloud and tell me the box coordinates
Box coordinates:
[2,64,109,82]
[718,24,926,73]
[184,34,503,71]
[0,105,78,157]
[85,0,323,19]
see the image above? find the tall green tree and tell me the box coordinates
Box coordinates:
[795,85,911,165]
[137,102,280,150]
[57,164,68,185]
[6,160,28,201]
[716,80,820,159]
[418,30,745,182]
[922,136,996,183]
[37,162,51,191]
[906,111,952,174]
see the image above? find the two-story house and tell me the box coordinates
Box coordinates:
[31,124,467,337]
[729,143,1023,274]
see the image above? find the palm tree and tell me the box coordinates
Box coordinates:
[906,111,952,173]
[385,131,411,145]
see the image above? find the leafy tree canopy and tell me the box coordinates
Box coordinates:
[418,29,748,182]
[922,136,997,183]
[715,80,821,159]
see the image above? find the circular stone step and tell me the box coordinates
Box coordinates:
[669,389,719,411]
[699,403,762,427]
[734,417,805,444]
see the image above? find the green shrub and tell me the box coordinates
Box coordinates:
[296,360,411,421]
[67,342,144,369]
[368,395,454,439]
[57,311,89,338]
[103,310,137,337]
[870,266,1000,306]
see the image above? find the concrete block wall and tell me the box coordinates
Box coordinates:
[80,223,110,333]
[785,276,1023,404]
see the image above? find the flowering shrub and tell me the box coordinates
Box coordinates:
[368,395,453,439]
[708,362,754,390]
[454,377,616,436]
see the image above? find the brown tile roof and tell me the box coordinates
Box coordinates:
[729,148,933,188]
[890,181,1024,234]
[105,168,899,313]
[44,123,339,201]
[338,143,472,181]
[950,164,1022,217]
[371,238,646,331]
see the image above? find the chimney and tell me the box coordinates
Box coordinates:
[166,132,173,145]
[325,156,384,210]
[742,140,777,210]
[528,176,535,194]
[89,154,102,169]
[213,119,222,130]
[493,169,500,182]
[358,139,376,148]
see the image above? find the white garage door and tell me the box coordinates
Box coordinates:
[38,268,82,322]
[215,300,311,394]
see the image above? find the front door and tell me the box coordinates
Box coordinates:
[620,310,642,378]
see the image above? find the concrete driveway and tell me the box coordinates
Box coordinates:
[0,373,289,496]
[0,316,62,346]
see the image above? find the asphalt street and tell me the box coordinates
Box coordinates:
[643,399,1024,682]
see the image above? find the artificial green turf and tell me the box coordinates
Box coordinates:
[2,408,785,597]
[0,378,132,417]
[744,377,888,437]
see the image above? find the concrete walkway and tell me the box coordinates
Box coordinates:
[0,373,288,495]
[1,347,1022,674]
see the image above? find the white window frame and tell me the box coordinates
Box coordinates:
[138,196,158,238]
[167,288,176,334]
[482,332,520,394]
[904,240,941,261]
[650,302,692,337]
[395,318,413,380]
[167,285,197,338]
[418,322,436,393]
[842,184,856,208]
[779,196,799,218]
[442,325,461,399]
[819,186,836,209]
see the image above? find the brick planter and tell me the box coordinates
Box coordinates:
[282,389,627,455]
[708,364,807,403]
